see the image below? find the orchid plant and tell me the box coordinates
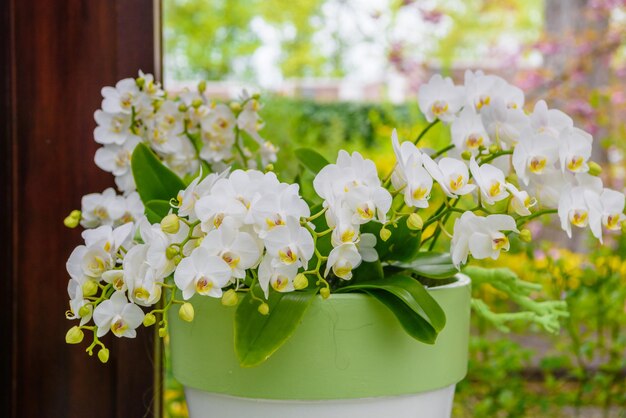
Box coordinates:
[64,71,625,367]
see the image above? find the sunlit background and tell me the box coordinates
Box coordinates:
[162,1,626,417]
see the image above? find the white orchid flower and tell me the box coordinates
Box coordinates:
[200,222,261,279]
[200,127,235,163]
[82,222,134,256]
[80,187,126,228]
[66,244,113,281]
[390,131,433,208]
[177,170,228,220]
[102,270,126,292]
[422,155,476,198]
[558,127,593,173]
[263,218,315,268]
[324,242,363,280]
[101,78,140,114]
[512,133,559,185]
[118,192,145,225]
[93,291,145,338]
[237,99,264,135]
[480,97,529,147]
[330,206,360,246]
[344,185,393,224]
[469,158,509,206]
[357,233,378,262]
[252,184,310,237]
[464,70,524,111]
[163,137,201,178]
[93,110,133,145]
[505,183,536,216]
[417,74,464,123]
[557,186,603,241]
[524,168,569,209]
[260,141,279,167]
[123,244,163,307]
[450,212,519,268]
[67,279,93,326]
[174,247,232,300]
[599,188,626,231]
[258,255,299,298]
[527,100,573,138]
[94,136,141,193]
[451,107,491,154]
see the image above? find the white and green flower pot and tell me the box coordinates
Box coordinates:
[169,274,471,418]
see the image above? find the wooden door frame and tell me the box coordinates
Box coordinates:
[1,1,163,416]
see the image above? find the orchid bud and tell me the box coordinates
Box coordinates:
[221,289,239,307]
[161,214,180,234]
[179,303,195,322]
[158,327,167,338]
[293,273,308,290]
[165,245,179,260]
[252,92,261,100]
[64,210,81,228]
[98,348,110,364]
[230,102,241,112]
[519,229,532,242]
[143,312,156,327]
[258,303,270,316]
[588,161,602,176]
[380,227,392,242]
[461,151,472,161]
[65,326,84,344]
[82,280,99,297]
[135,77,145,88]
[178,103,188,112]
[198,80,207,94]
[407,213,423,231]
[191,98,203,109]
[488,144,500,154]
[78,305,92,318]
[320,287,331,299]
[173,255,182,265]
[265,164,274,172]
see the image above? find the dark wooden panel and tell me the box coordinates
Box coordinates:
[2,0,159,417]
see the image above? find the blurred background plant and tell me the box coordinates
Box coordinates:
[162,0,626,416]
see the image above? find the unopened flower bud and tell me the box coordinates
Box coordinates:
[320,287,331,299]
[82,280,99,297]
[198,80,207,93]
[293,273,308,290]
[380,227,391,242]
[70,209,81,218]
[65,326,84,344]
[229,102,241,112]
[588,161,602,176]
[136,77,145,88]
[161,214,180,234]
[165,245,179,260]
[158,327,167,338]
[98,348,110,364]
[407,213,423,231]
[461,150,472,161]
[64,209,82,228]
[265,164,274,172]
[258,302,270,315]
[488,144,500,154]
[78,305,92,318]
[178,103,188,112]
[621,221,626,234]
[221,289,239,306]
[179,303,194,322]
[143,312,156,327]
[191,98,203,109]
[173,255,182,265]
[519,229,532,242]
[252,92,261,100]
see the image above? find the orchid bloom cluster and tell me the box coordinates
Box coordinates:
[65,71,626,362]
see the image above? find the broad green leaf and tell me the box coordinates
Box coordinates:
[362,221,421,262]
[235,285,317,367]
[362,289,437,344]
[294,148,330,175]
[391,252,457,279]
[145,200,172,223]
[351,260,384,283]
[337,274,446,333]
[131,142,186,204]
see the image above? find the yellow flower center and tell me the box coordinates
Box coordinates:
[492,236,509,251]
[465,134,484,149]
[265,215,285,230]
[528,156,547,173]
[488,182,502,197]
[272,275,290,292]
[476,95,491,109]
[333,263,353,278]
[222,252,240,269]
[196,277,214,294]
[111,318,128,337]
[570,210,588,227]
[134,287,150,302]
[340,228,356,243]
[278,247,298,264]
[606,214,620,230]
[213,213,225,229]
[356,204,374,220]
[412,187,429,201]
[431,100,449,116]
[566,156,584,172]
[449,175,465,192]
[113,276,125,291]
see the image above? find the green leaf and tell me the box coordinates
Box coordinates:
[294,148,330,175]
[391,252,457,279]
[351,260,384,283]
[337,274,446,335]
[362,221,421,262]
[362,289,437,343]
[131,142,186,204]
[235,285,317,367]
[144,200,172,223]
